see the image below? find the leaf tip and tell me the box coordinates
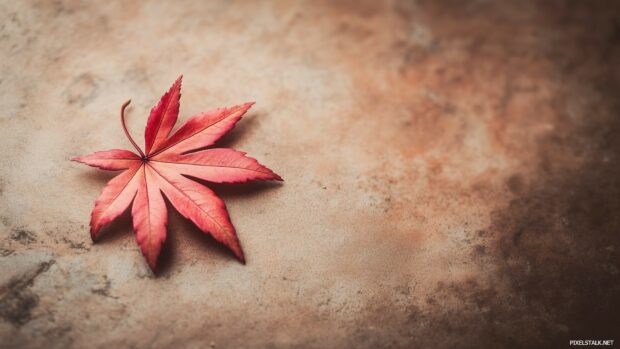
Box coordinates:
[139,246,160,273]
[138,241,162,274]
[89,226,99,242]
[228,239,246,264]
[173,75,183,90]
[147,259,158,273]
[237,251,246,265]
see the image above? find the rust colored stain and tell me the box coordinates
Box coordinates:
[0,1,619,348]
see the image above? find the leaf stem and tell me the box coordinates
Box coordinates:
[120,100,145,158]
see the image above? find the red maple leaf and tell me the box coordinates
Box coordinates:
[72,76,282,271]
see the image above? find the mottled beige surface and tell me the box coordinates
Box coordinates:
[1,1,619,348]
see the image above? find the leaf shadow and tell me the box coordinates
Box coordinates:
[199,178,284,199]
[94,208,133,245]
[156,179,284,276]
[157,207,240,277]
[75,168,117,184]
[208,112,260,149]
[93,180,282,276]
[77,169,134,244]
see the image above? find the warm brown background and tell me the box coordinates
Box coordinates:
[1,1,619,348]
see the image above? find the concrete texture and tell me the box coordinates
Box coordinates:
[1,1,619,348]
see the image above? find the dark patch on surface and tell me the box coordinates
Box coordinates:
[506,174,523,195]
[10,229,36,244]
[0,247,14,257]
[64,73,99,106]
[61,237,89,250]
[41,324,74,349]
[0,260,55,326]
[91,275,116,298]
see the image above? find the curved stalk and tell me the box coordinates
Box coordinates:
[120,100,145,158]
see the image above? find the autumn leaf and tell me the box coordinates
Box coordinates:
[72,76,282,272]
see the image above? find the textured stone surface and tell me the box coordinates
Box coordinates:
[1,1,619,348]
